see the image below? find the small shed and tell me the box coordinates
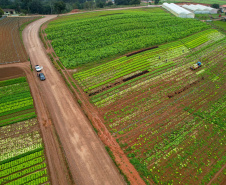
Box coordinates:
[220,5,226,13]
[3,9,16,16]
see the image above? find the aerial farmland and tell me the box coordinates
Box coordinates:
[0,5,225,185]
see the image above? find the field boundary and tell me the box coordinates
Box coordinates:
[40,20,147,185]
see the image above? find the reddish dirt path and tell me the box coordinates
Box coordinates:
[207,163,226,185]
[23,15,125,185]
[0,63,71,185]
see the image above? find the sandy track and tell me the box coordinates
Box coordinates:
[23,16,125,185]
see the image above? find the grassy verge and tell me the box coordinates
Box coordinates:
[19,16,43,43]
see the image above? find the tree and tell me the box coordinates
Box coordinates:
[83,1,94,10]
[29,0,43,14]
[0,7,4,18]
[106,1,113,6]
[154,0,160,5]
[211,4,219,9]
[54,1,66,14]
[0,0,11,8]
[96,2,105,8]
[114,0,129,5]
[130,0,140,5]
[21,0,32,12]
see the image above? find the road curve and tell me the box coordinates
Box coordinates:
[23,15,125,185]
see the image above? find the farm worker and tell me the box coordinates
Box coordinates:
[159,56,160,59]
[166,59,167,62]
[182,50,184,53]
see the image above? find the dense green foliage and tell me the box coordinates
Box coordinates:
[211,4,220,9]
[74,29,224,93]
[0,77,36,127]
[45,8,210,68]
[72,24,226,184]
[0,7,3,18]
[0,76,50,184]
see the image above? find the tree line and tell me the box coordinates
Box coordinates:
[0,0,142,15]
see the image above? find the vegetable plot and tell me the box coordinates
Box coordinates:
[74,29,224,96]
[0,77,36,127]
[0,77,50,185]
[45,8,210,68]
[73,29,226,184]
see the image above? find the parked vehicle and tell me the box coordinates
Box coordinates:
[38,73,46,81]
[35,65,43,72]
[190,62,202,70]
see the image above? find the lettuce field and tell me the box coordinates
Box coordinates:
[74,28,226,184]
[45,7,226,185]
[45,8,210,68]
[0,77,50,185]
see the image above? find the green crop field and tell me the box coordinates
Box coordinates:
[73,29,226,184]
[0,77,50,185]
[45,7,226,185]
[45,8,210,68]
[212,21,226,31]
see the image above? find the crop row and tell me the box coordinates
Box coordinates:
[75,29,218,80]
[0,156,45,178]
[0,77,26,87]
[91,34,225,107]
[3,168,48,185]
[0,17,40,63]
[46,8,209,68]
[74,29,224,94]
[0,76,50,185]
[0,82,30,97]
[0,150,44,170]
[0,77,36,127]
[120,63,225,184]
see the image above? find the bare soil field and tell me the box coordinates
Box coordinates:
[0,17,40,64]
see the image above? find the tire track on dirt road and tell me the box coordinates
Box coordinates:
[22,15,125,185]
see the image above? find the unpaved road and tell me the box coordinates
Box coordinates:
[23,15,125,185]
[0,63,71,185]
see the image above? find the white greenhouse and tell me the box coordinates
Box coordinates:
[182,4,218,14]
[162,3,195,18]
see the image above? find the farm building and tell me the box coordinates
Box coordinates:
[182,4,218,14]
[220,5,226,13]
[162,3,195,18]
[3,9,16,16]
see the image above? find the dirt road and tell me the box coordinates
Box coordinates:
[0,63,71,185]
[23,16,125,185]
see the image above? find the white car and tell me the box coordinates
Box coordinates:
[35,65,43,72]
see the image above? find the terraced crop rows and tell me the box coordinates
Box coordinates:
[73,29,226,184]
[45,8,209,68]
[0,77,50,185]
